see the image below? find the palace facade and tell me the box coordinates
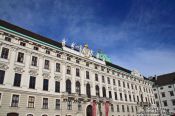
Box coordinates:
[0,20,156,116]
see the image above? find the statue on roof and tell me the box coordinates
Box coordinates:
[96,50,111,62]
[62,38,66,46]
[81,44,92,58]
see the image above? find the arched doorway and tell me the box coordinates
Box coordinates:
[7,113,19,116]
[86,105,92,116]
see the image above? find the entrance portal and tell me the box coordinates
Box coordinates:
[86,105,92,116]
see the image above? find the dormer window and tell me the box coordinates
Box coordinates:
[20,42,26,46]
[57,53,61,58]
[5,37,11,42]
[46,50,50,54]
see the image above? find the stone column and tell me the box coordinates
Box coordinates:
[71,65,76,93]
[60,61,66,92]
[80,67,85,95]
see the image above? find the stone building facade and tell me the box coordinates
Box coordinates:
[0,20,155,116]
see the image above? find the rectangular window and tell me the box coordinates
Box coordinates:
[169,91,174,96]
[46,50,50,54]
[131,106,134,112]
[127,83,130,89]
[0,70,5,84]
[33,46,38,51]
[1,47,9,59]
[163,101,168,106]
[86,62,89,67]
[67,57,71,61]
[78,99,81,111]
[29,76,36,89]
[117,105,120,112]
[67,98,72,110]
[154,94,158,99]
[102,76,105,83]
[31,56,37,66]
[107,77,110,84]
[168,85,172,88]
[57,53,61,58]
[66,66,71,75]
[28,96,35,108]
[161,92,165,97]
[56,63,60,72]
[118,80,121,86]
[111,104,114,112]
[86,71,89,79]
[5,37,11,42]
[120,93,123,101]
[131,84,133,89]
[172,99,175,106]
[95,74,98,81]
[125,94,127,101]
[127,106,129,112]
[20,42,26,46]
[129,95,132,101]
[76,59,80,64]
[13,73,21,87]
[123,82,125,88]
[44,60,49,69]
[43,98,48,109]
[11,94,19,107]
[113,79,115,85]
[76,68,80,77]
[55,81,60,93]
[122,105,125,112]
[109,91,112,98]
[56,99,60,110]
[115,92,117,100]
[43,79,49,91]
[17,52,24,63]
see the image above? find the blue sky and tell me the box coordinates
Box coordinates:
[0,0,175,77]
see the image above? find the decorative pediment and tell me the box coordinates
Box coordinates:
[29,70,38,76]
[54,75,62,81]
[42,73,51,79]
[0,63,9,70]
[14,67,24,73]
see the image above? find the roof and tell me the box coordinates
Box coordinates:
[0,19,62,49]
[105,61,131,74]
[151,72,175,86]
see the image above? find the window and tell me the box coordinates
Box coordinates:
[102,76,105,83]
[127,83,130,89]
[13,73,21,87]
[27,114,33,116]
[160,87,163,89]
[172,99,175,106]
[96,85,100,97]
[118,80,121,86]
[66,80,71,94]
[94,65,98,69]
[135,106,137,112]
[131,106,134,112]
[122,105,125,112]
[129,95,131,101]
[131,84,133,89]
[154,93,158,99]
[163,101,168,106]
[135,85,137,90]
[95,74,98,81]
[78,99,81,111]
[44,60,49,69]
[107,77,110,84]
[11,94,19,107]
[1,47,9,59]
[29,76,36,89]
[127,105,129,112]
[86,83,91,98]
[57,53,61,58]
[67,98,72,110]
[123,82,125,88]
[67,57,71,61]
[102,87,106,97]
[125,94,127,101]
[66,66,71,75]
[115,92,117,100]
[56,63,60,72]
[43,79,49,91]
[76,59,80,64]
[31,56,37,66]
[28,96,35,108]
[33,46,38,51]
[111,104,114,112]
[46,50,50,54]
[169,91,174,96]
[5,36,11,42]
[0,70,5,84]
[113,79,115,85]
[86,71,89,79]
[76,68,80,77]
[109,91,112,98]
[156,101,159,107]
[17,52,24,63]
[43,98,48,109]
[55,81,60,93]
[161,92,165,97]
[76,81,81,95]
[86,62,89,67]
[120,93,123,101]
[133,95,135,102]
[101,66,104,71]
[20,42,26,46]
[117,105,120,112]
[55,99,60,110]
[168,85,172,88]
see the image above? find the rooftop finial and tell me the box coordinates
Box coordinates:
[62,38,66,46]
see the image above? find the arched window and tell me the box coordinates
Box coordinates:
[76,81,81,95]
[95,85,100,97]
[27,114,33,116]
[66,79,71,94]
[102,87,106,97]
[86,83,91,98]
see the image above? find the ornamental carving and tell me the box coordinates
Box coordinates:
[54,75,62,81]
[0,63,9,70]
[42,73,51,79]
[81,44,92,58]
[29,70,38,76]
[14,67,24,73]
